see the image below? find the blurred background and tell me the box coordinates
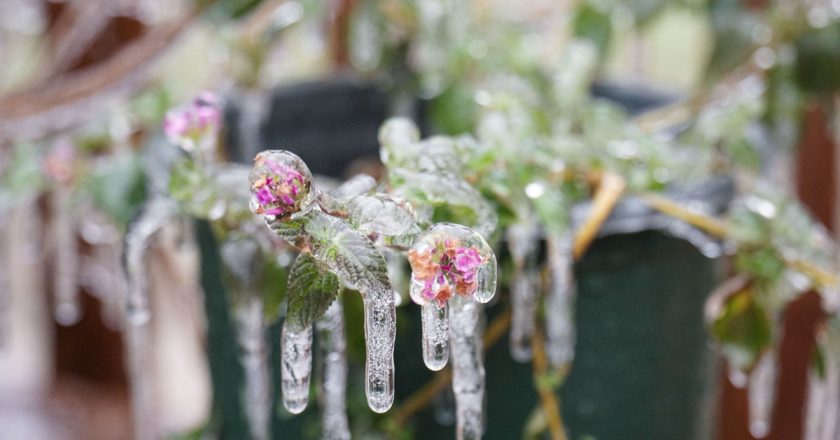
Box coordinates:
[0,0,839,439]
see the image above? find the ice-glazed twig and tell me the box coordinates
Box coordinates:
[234,296,270,439]
[544,231,576,367]
[281,323,313,414]
[361,286,397,413]
[449,295,485,440]
[422,300,450,371]
[316,300,351,440]
[123,197,174,440]
[51,186,81,326]
[748,349,777,438]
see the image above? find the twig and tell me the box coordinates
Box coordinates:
[532,327,566,440]
[572,172,626,258]
[392,307,512,427]
[639,192,729,237]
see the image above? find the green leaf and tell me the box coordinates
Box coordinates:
[572,0,613,60]
[303,210,392,293]
[88,153,147,228]
[710,287,773,371]
[286,252,340,333]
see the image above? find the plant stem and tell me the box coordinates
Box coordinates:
[572,172,626,258]
[532,327,567,440]
[639,193,729,237]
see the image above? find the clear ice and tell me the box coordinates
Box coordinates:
[507,221,541,362]
[123,197,173,440]
[234,297,270,439]
[544,231,576,367]
[804,332,840,440]
[422,300,450,371]
[449,295,486,440]
[316,300,351,439]
[748,350,777,438]
[51,186,81,326]
[281,324,313,414]
[361,287,396,413]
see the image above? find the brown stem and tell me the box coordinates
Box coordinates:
[532,327,567,440]
[572,172,626,259]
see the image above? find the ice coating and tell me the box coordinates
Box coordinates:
[748,350,777,438]
[233,297,270,440]
[123,197,173,440]
[164,91,223,154]
[408,223,497,306]
[316,300,350,439]
[362,287,397,413]
[449,295,486,440]
[249,150,313,220]
[804,329,840,440]
[378,117,421,167]
[422,300,450,370]
[51,186,81,326]
[509,269,540,362]
[544,231,576,367]
[281,324,313,414]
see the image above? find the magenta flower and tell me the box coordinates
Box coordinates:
[164,91,222,152]
[250,152,311,219]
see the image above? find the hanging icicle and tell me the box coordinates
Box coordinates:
[804,327,840,440]
[51,185,81,326]
[421,299,449,371]
[544,230,576,367]
[281,323,313,414]
[506,220,541,362]
[316,300,351,440]
[748,349,778,438]
[123,196,174,440]
[408,223,497,439]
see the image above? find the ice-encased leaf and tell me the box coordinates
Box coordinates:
[330,174,377,200]
[391,170,498,238]
[302,210,391,293]
[286,252,340,333]
[347,194,417,237]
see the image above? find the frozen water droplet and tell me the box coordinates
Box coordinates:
[281,324,313,414]
[422,300,450,370]
[316,300,350,440]
[449,295,485,440]
[748,350,777,438]
[361,287,396,413]
[545,231,576,367]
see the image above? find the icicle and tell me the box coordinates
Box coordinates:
[728,363,749,389]
[361,286,396,413]
[544,231,576,367]
[51,186,81,326]
[123,197,173,440]
[316,300,350,440]
[507,221,540,362]
[449,295,486,440]
[422,300,450,370]
[509,268,539,362]
[748,350,778,438]
[805,330,840,440]
[281,323,313,414]
[234,297,270,439]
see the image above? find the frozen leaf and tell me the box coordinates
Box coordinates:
[330,174,377,200]
[285,252,340,333]
[710,287,773,372]
[347,194,417,237]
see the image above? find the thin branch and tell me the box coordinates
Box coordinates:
[532,327,566,440]
[572,172,626,258]
[639,192,729,238]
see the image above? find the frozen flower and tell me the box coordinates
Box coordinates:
[249,150,312,220]
[408,236,486,305]
[164,91,223,153]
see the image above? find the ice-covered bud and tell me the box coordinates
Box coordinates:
[408,223,497,305]
[164,91,223,153]
[249,150,313,220]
